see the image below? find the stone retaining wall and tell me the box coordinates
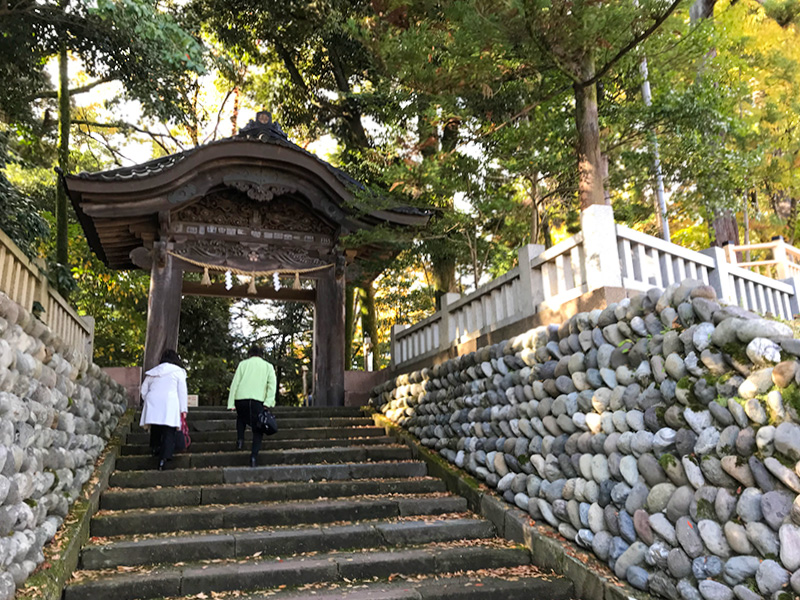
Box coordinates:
[371,280,800,600]
[0,292,127,599]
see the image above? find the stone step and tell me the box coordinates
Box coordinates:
[148,406,367,419]
[81,516,496,568]
[114,445,412,471]
[124,426,387,445]
[101,477,447,511]
[120,436,398,455]
[178,574,574,600]
[130,417,375,434]
[65,543,534,600]
[91,494,468,537]
[109,460,428,489]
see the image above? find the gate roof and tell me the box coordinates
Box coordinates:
[63,112,428,270]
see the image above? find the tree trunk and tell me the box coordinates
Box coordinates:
[712,209,739,246]
[574,55,606,210]
[231,86,239,135]
[529,173,541,245]
[56,41,70,267]
[360,281,379,369]
[344,283,356,369]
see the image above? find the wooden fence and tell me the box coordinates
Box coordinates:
[0,228,94,357]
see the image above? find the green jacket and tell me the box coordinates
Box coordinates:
[227,356,277,408]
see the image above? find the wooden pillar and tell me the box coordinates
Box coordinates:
[143,243,183,372]
[312,260,345,406]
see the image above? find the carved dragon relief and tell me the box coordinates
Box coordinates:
[173,238,334,272]
[228,180,295,203]
[172,188,336,236]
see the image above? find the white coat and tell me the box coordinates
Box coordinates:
[139,362,188,428]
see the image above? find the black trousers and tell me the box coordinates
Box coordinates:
[149,424,177,461]
[235,399,264,459]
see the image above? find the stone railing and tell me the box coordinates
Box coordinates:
[0,229,94,360]
[392,206,800,370]
[725,237,800,280]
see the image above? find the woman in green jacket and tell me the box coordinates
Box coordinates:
[228,345,277,467]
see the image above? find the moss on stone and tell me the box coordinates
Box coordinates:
[695,497,715,521]
[721,342,750,366]
[782,382,800,416]
[658,453,677,470]
[714,396,728,409]
[677,376,692,390]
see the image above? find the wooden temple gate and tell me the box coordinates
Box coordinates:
[63,112,427,406]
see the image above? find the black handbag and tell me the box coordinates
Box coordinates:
[255,406,278,435]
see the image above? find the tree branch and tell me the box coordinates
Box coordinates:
[72,119,174,154]
[580,0,684,88]
[28,76,114,100]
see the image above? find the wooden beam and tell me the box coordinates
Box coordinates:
[182,281,316,302]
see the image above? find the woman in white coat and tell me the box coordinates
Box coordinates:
[140,349,188,470]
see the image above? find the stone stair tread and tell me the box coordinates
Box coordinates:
[109,460,429,489]
[90,494,469,536]
[65,542,533,600]
[80,517,497,568]
[226,571,574,600]
[101,477,448,511]
[129,417,376,434]
[121,436,398,455]
[124,426,388,445]
[136,407,367,418]
[114,445,412,471]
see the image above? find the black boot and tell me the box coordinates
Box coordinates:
[236,439,244,451]
[158,459,166,471]
[250,456,257,468]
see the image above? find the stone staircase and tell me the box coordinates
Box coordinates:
[63,406,574,599]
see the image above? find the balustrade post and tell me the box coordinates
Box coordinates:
[517,244,545,316]
[701,246,737,305]
[723,241,738,267]
[580,205,622,291]
[390,323,408,370]
[781,276,800,318]
[439,292,461,352]
[772,236,789,279]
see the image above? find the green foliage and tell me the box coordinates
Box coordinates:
[179,295,241,405]
[1,0,207,124]
[234,300,313,406]
[0,129,49,259]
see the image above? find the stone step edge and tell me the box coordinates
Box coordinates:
[108,460,429,489]
[170,571,575,600]
[79,516,496,568]
[14,409,136,600]
[100,476,447,511]
[114,444,411,466]
[92,492,464,522]
[120,436,399,454]
[89,494,468,537]
[65,542,533,600]
[123,426,388,441]
[370,412,649,600]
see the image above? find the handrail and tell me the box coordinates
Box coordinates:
[0,228,93,357]
[391,210,800,369]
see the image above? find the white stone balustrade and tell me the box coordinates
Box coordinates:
[0,229,93,360]
[393,205,800,369]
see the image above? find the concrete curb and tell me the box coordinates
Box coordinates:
[15,408,135,600]
[371,412,650,600]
